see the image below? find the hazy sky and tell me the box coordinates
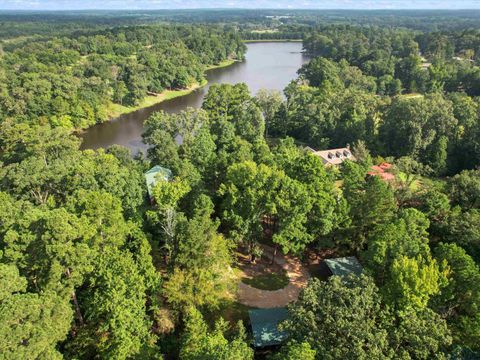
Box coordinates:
[0,0,479,10]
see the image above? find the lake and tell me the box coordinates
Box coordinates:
[80,42,309,152]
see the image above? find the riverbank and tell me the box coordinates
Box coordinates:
[104,79,208,120]
[206,59,237,70]
[243,39,302,43]
[104,59,237,120]
[80,42,307,151]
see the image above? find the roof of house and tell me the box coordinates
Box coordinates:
[249,308,289,348]
[449,346,479,360]
[324,256,363,277]
[368,162,395,182]
[311,147,355,166]
[144,165,172,198]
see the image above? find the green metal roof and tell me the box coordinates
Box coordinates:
[144,165,172,198]
[324,256,363,277]
[249,308,288,348]
[449,346,479,360]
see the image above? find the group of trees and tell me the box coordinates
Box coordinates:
[141,80,480,357]
[303,25,480,95]
[276,164,480,358]
[1,11,480,360]
[0,123,160,358]
[269,26,480,176]
[0,25,245,130]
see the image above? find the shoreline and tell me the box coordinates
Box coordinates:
[94,59,238,127]
[243,39,302,43]
[104,79,208,120]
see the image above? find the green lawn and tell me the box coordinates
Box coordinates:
[397,171,421,190]
[105,79,208,119]
[243,39,303,43]
[242,271,289,291]
[205,59,236,70]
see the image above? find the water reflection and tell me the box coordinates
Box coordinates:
[80,42,308,152]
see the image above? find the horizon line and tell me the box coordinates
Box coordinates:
[1,8,480,12]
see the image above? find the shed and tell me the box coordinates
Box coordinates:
[144,165,172,199]
[324,256,363,277]
[248,308,288,348]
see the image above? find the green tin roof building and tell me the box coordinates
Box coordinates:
[248,308,288,348]
[324,256,363,277]
[144,165,172,199]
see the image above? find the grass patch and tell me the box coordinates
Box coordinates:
[397,171,421,190]
[104,57,239,121]
[242,270,289,291]
[105,79,208,119]
[205,59,236,70]
[243,39,303,43]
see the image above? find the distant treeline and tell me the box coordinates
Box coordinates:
[1,9,480,40]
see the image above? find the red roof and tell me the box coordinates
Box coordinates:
[368,163,395,182]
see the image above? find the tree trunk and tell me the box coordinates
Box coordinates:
[65,268,84,326]
[71,290,84,327]
[271,243,278,265]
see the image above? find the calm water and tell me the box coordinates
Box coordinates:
[80,42,308,152]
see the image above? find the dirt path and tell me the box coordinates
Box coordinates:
[237,245,309,308]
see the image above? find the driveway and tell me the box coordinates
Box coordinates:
[237,245,309,308]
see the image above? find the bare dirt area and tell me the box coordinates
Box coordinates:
[236,245,310,308]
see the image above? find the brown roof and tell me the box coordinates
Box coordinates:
[311,147,356,166]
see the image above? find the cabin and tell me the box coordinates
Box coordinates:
[307,147,355,166]
[144,165,173,201]
[323,256,363,278]
[249,308,289,348]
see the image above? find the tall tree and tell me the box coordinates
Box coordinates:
[180,307,253,360]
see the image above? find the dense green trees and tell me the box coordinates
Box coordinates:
[273,66,480,175]
[0,25,245,130]
[433,243,480,350]
[180,307,253,360]
[283,275,452,360]
[1,11,480,359]
[0,264,72,360]
[0,124,160,359]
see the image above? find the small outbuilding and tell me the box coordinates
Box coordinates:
[324,256,363,277]
[144,165,172,200]
[248,308,289,348]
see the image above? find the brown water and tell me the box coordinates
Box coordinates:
[80,42,308,152]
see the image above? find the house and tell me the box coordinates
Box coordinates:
[324,256,363,277]
[144,165,173,200]
[307,147,355,166]
[420,62,432,70]
[453,56,474,63]
[368,162,395,182]
[248,308,289,348]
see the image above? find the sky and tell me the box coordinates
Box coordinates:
[0,0,479,10]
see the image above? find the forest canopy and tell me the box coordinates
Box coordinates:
[1,9,480,360]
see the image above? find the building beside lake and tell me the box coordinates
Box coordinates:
[145,165,172,201]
